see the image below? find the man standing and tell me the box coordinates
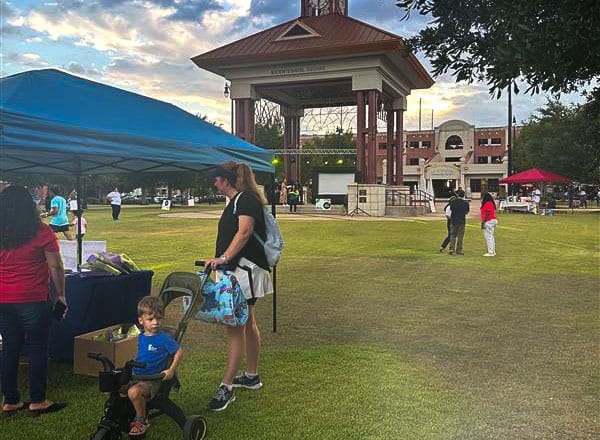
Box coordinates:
[46,187,73,240]
[448,189,469,255]
[106,187,122,221]
[439,192,456,253]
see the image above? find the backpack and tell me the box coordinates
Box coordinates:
[194,272,248,326]
[233,192,284,267]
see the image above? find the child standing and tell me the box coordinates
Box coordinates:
[70,210,88,239]
[128,296,183,436]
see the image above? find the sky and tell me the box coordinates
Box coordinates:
[1,0,589,132]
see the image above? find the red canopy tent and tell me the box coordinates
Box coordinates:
[499,168,572,184]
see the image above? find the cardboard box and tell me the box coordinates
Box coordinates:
[73,324,138,377]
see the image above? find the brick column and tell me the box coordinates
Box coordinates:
[234,98,255,143]
[356,91,366,183]
[367,90,378,184]
[386,109,395,185]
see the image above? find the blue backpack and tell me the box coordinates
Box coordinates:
[195,272,248,327]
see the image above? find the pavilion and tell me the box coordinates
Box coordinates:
[192,0,433,185]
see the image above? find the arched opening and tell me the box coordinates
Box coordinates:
[445,135,464,150]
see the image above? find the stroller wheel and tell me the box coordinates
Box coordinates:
[90,426,112,440]
[183,415,207,440]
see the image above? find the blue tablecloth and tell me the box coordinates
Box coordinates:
[49,270,153,361]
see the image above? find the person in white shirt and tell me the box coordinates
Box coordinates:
[106,187,122,220]
[439,193,456,252]
[532,187,542,213]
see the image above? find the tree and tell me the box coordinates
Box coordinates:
[396,0,600,96]
[514,100,600,182]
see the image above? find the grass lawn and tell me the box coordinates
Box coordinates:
[2,205,598,439]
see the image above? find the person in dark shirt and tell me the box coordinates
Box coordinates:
[448,189,470,255]
[205,162,273,412]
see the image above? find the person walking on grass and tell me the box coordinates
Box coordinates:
[205,162,273,412]
[439,192,456,253]
[480,192,498,257]
[448,189,469,255]
[127,296,182,436]
[45,187,73,240]
[106,187,122,220]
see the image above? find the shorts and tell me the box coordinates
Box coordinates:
[217,257,273,301]
[50,224,69,233]
[124,379,162,400]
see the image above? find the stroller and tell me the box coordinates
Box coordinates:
[88,263,212,440]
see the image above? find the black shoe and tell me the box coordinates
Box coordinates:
[207,385,235,412]
[232,373,263,390]
[449,251,455,255]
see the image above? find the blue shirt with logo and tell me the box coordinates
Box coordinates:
[134,331,180,375]
[50,195,68,226]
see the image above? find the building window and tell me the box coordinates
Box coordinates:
[379,142,387,150]
[408,158,419,165]
[422,141,431,148]
[490,138,501,145]
[445,157,461,162]
[470,179,481,193]
[445,135,464,150]
[478,139,489,146]
[488,179,499,192]
[409,141,420,148]
[477,156,488,164]
[491,156,503,163]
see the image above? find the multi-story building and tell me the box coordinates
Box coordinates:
[376,119,519,198]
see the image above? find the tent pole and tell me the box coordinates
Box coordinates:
[75,158,83,271]
[271,171,277,333]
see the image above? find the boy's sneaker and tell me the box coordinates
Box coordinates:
[233,373,263,390]
[207,385,235,412]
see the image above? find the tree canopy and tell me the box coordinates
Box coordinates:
[514,100,599,182]
[396,0,600,96]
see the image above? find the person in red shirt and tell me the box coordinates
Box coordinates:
[0,185,68,415]
[480,192,498,257]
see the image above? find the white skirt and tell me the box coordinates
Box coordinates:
[217,257,273,300]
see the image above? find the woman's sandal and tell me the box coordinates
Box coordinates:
[2,402,28,415]
[129,420,149,436]
[28,402,67,416]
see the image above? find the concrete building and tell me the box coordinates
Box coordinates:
[375,120,520,199]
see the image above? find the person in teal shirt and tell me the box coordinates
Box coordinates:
[46,187,73,240]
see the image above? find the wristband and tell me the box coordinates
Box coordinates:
[220,255,228,264]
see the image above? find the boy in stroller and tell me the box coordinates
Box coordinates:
[128,296,182,436]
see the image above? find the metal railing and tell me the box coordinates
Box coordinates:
[386,188,434,209]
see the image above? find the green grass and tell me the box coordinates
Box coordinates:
[2,206,598,439]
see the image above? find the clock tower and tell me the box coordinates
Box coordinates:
[301,0,347,17]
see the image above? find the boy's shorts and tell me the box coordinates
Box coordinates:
[125,379,162,400]
[50,224,69,233]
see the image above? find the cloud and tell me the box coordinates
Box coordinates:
[4,52,49,68]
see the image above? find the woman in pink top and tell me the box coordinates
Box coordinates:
[480,192,498,256]
[0,185,67,415]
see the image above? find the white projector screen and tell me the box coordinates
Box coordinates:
[318,173,356,195]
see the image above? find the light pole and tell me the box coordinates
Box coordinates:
[507,82,513,195]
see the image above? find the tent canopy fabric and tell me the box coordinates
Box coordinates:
[499,168,572,184]
[0,69,273,175]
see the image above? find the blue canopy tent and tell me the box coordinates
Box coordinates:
[0,69,273,175]
[0,69,280,330]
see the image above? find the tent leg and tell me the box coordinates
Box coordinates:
[75,161,83,271]
[271,172,277,333]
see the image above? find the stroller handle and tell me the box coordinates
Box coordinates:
[194,260,212,275]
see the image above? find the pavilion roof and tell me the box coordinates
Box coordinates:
[192,14,433,88]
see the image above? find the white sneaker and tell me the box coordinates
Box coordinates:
[483,253,495,257]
